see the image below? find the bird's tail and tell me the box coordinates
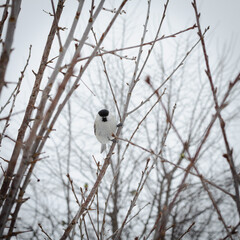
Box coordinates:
[101,144,106,153]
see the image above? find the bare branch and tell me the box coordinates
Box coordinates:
[0,0,22,94]
[192,0,240,218]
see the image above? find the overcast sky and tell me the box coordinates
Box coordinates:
[1,0,240,155]
[3,0,239,85]
[11,1,239,99]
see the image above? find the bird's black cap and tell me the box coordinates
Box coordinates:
[98,109,109,117]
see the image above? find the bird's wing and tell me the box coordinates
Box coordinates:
[94,122,96,135]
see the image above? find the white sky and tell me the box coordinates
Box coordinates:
[0,1,238,72]
[3,0,240,83]
[1,0,240,156]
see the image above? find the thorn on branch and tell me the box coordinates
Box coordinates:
[16,197,30,204]
[0,156,9,163]
[58,26,67,31]
[32,70,37,76]
[222,153,228,160]
[145,75,150,85]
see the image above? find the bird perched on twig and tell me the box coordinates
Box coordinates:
[94,109,117,153]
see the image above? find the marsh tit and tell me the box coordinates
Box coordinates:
[94,109,117,153]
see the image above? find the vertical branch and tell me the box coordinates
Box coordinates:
[0,0,22,94]
[34,0,129,163]
[114,159,151,240]
[32,0,97,138]
[66,97,72,224]
[0,0,65,209]
[91,28,122,121]
[100,1,153,237]
[192,166,233,239]
[192,0,240,218]
[125,0,151,94]
[134,0,170,84]
[28,0,103,160]
[6,1,85,220]
[0,46,32,238]
[0,0,102,233]
[60,142,118,240]
[50,0,63,50]
[0,0,10,39]
[0,0,65,235]
[109,89,166,240]
[151,73,240,239]
[60,2,147,239]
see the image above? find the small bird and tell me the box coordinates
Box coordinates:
[94,109,117,153]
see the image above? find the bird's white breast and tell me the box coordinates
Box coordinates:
[95,114,116,144]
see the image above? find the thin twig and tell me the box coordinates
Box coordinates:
[91,28,122,121]
[38,223,53,240]
[127,28,208,116]
[80,187,100,240]
[177,222,195,240]
[84,42,136,61]
[113,159,151,240]
[0,45,32,147]
[192,0,240,218]
[66,174,80,206]
[50,0,63,50]
[76,24,197,63]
